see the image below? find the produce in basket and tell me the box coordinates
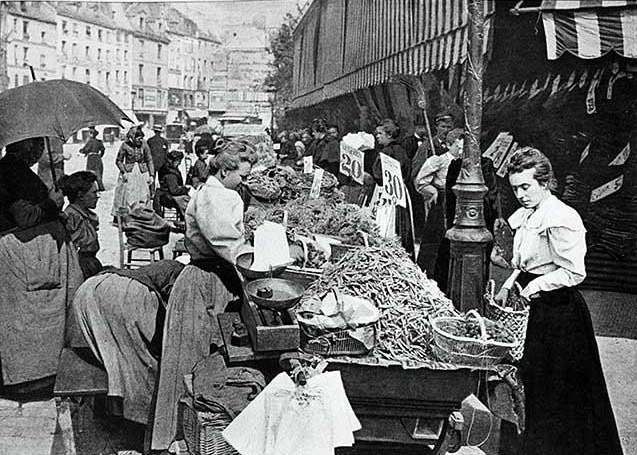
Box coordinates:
[437,319,516,344]
[301,244,457,365]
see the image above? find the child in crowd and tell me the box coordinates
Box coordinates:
[187,135,212,189]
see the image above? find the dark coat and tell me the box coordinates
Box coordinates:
[372,141,411,186]
[147,135,169,174]
[410,136,448,184]
[309,136,340,176]
[158,163,189,207]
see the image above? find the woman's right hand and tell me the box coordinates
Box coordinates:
[494,286,510,306]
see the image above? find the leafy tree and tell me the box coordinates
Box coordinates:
[264,11,300,130]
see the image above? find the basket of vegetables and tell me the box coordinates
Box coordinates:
[484,280,529,360]
[431,310,519,368]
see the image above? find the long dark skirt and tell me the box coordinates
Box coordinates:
[78,251,103,280]
[517,272,623,455]
[416,194,446,277]
[86,154,105,191]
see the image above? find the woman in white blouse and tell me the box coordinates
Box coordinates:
[496,147,622,455]
[151,142,256,452]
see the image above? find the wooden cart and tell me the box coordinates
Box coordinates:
[219,313,480,455]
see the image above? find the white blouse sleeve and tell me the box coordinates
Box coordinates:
[521,226,587,298]
[196,190,245,263]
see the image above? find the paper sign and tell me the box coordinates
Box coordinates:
[579,143,591,164]
[586,69,603,115]
[339,143,365,184]
[609,143,630,166]
[590,175,624,202]
[309,168,324,199]
[483,132,514,171]
[379,153,406,208]
[303,156,313,174]
[273,143,281,151]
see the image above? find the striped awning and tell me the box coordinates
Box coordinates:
[541,0,637,60]
[292,0,495,109]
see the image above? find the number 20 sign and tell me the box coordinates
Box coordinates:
[339,143,365,185]
[380,153,406,208]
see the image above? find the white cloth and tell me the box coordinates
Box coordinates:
[185,176,245,263]
[111,163,151,217]
[506,195,587,299]
[223,371,360,455]
[413,151,454,201]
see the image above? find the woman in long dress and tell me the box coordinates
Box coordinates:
[495,147,622,455]
[0,137,83,392]
[72,260,185,424]
[111,125,154,218]
[80,128,106,191]
[151,142,256,451]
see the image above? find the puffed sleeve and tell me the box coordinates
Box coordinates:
[414,155,441,201]
[521,226,587,298]
[196,190,245,263]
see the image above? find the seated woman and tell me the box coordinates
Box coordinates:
[0,137,83,392]
[186,134,211,189]
[72,260,185,425]
[158,150,190,217]
[59,171,103,280]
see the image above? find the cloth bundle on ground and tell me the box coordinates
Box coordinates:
[124,203,171,248]
[223,370,360,455]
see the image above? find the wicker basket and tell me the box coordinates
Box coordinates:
[182,400,238,455]
[299,323,374,356]
[484,280,529,360]
[431,310,519,368]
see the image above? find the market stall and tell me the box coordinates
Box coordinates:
[178,160,522,455]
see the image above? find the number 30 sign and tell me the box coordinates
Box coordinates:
[380,153,406,208]
[339,143,365,184]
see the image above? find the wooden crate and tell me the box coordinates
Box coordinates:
[240,298,300,352]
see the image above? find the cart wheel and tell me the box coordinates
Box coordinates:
[431,412,464,455]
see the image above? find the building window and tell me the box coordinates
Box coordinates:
[98,29,103,41]
[106,49,110,61]
[124,70,128,83]
[62,20,68,34]
[14,74,18,87]
[97,48,101,60]
[72,67,77,77]
[85,46,90,58]
[61,40,67,55]
[73,23,78,35]
[22,21,29,39]
[41,31,46,42]
[157,44,162,60]
[157,67,162,85]
[116,30,121,42]
[115,70,120,83]
[124,33,129,43]
[23,47,28,62]
[61,66,66,79]
[124,50,128,61]
[138,88,144,101]
[72,43,77,57]
[40,54,46,67]
[138,64,144,83]
[86,26,91,37]
[19,2,26,12]
[139,39,144,51]
[13,18,17,32]
[85,69,90,84]
[13,45,18,65]
[106,71,110,86]
[139,18,144,28]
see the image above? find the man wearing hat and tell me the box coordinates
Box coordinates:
[148,124,169,179]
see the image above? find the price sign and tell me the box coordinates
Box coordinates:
[609,143,630,166]
[309,168,324,199]
[303,156,313,174]
[379,153,406,208]
[590,174,624,202]
[273,143,281,151]
[339,143,365,184]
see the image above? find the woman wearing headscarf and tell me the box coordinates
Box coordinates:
[72,260,185,425]
[157,149,191,217]
[151,142,256,451]
[111,125,155,219]
[0,138,83,392]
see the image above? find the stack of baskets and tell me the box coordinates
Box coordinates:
[484,280,529,360]
[431,309,519,368]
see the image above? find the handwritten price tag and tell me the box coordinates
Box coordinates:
[303,156,313,174]
[309,168,324,199]
[339,143,365,184]
[590,175,624,202]
[379,153,406,208]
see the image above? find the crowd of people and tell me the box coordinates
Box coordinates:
[0,110,623,455]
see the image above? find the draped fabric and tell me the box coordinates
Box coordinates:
[541,1,637,60]
[292,0,495,108]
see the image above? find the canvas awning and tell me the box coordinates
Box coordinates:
[541,0,637,60]
[292,0,495,109]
